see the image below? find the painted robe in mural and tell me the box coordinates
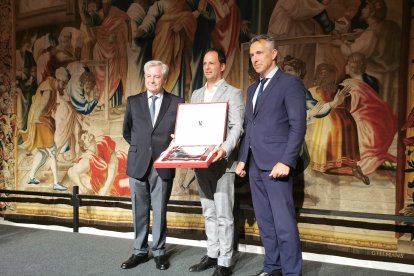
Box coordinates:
[344,78,397,175]
[340,20,401,113]
[139,0,197,93]
[83,6,130,104]
[16,48,37,131]
[208,0,242,85]
[79,136,130,196]
[308,86,360,173]
[20,77,58,150]
[54,87,81,160]
[268,0,332,86]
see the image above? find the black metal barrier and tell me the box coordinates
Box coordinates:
[1,187,414,233]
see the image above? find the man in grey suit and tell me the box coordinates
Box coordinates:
[189,49,245,276]
[122,60,184,271]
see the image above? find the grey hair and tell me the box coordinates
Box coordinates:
[144,60,169,78]
[250,34,277,50]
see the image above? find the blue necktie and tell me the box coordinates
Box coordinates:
[150,95,158,125]
[254,78,268,112]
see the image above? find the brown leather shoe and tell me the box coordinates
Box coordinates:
[189,255,218,272]
[120,254,148,269]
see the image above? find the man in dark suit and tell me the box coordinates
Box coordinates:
[236,35,307,276]
[122,60,184,271]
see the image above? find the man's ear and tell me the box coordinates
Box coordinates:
[272,48,278,61]
[220,63,226,73]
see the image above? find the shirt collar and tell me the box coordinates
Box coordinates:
[204,79,225,90]
[261,66,279,81]
[147,90,164,99]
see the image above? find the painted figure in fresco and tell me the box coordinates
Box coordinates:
[207,0,242,87]
[189,0,243,92]
[343,52,379,93]
[20,67,70,191]
[341,53,397,175]
[280,55,347,175]
[189,49,244,276]
[67,130,130,196]
[121,60,184,271]
[236,35,307,276]
[267,0,336,86]
[33,33,58,85]
[78,0,130,107]
[332,0,401,112]
[307,63,370,185]
[79,0,104,27]
[67,63,98,115]
[54,68,82,162]
[41,29,79,82]
[281,55,346,121]
[16,31,38,132]
[189,0,217,92]
[134,0,197,98]
[125,0,153,97]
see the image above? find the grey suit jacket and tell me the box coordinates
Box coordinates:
[191,80,245,172]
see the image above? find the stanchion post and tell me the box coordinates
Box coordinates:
[72,186,80,232]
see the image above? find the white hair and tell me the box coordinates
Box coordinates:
[144,60,169,78]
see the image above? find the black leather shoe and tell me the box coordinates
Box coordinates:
[212,265,232,276]
[120,254,148,269]
[189,255,217,272]
[253,270,282,276]
[154,255,169,270]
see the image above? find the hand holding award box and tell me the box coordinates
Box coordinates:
[154,102,228,168]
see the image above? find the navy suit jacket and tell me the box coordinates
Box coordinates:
[239,69,307,171]
[123,91,184,180]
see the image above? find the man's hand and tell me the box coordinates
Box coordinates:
[269,162,290,178]
[212,146,226,162]
[235,162,246,177]
[169,134,176,147]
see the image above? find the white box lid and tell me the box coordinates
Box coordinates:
[174,102,227,146]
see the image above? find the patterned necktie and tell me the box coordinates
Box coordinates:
[150,95,158,125]
[254,78,268,112]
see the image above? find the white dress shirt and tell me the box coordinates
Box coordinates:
[147,90,164,125]
[252,67,279,110]
[204,79,224,102]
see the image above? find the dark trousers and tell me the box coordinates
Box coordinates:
[248,153,302,276]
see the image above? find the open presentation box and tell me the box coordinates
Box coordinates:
[154,102,228,168]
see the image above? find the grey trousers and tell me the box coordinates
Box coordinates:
[129,167,173,257]
[195,165,235,267]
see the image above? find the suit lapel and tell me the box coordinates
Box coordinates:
[196,87,206,103]
[253,70,282,118]
[211,81,228,102]
[248,81,259,118]
[153,92,171,130]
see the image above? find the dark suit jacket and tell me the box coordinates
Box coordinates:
[239,69,307,171]
[123,91,184,180]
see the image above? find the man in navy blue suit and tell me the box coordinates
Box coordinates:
[236,35,307,276]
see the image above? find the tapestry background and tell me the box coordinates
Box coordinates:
[0,0,413,263]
